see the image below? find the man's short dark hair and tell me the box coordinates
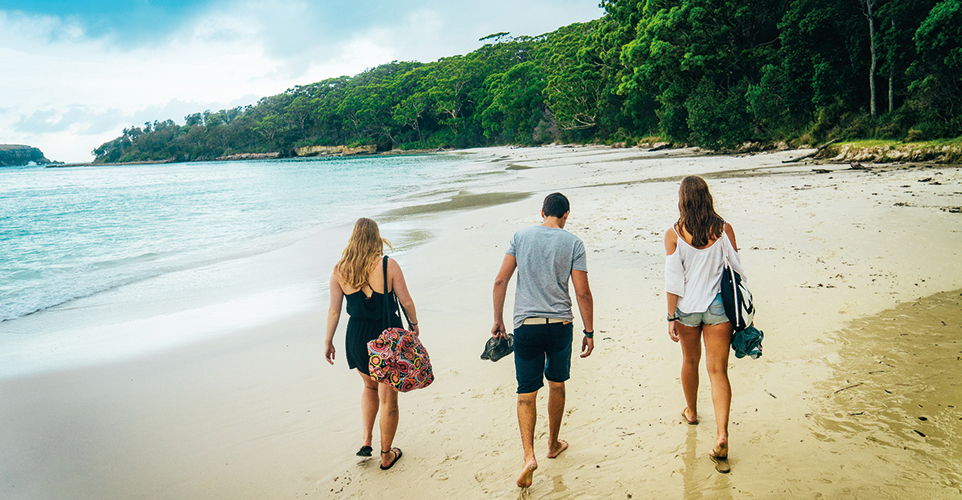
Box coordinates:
[542,192,570,218]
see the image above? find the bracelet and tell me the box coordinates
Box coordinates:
[410,322,418,326]
[667,314,678,322]
[583,329,594,338]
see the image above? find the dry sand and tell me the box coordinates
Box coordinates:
[1,145,961,499]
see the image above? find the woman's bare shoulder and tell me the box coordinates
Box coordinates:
[330,266,350,294]
[723,222,738,250]
[664,225,678,254]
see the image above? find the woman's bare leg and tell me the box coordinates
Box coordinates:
[702,321,733,455]
[676,323,703,422]
[358,370,379,448]
[378,383,400,467]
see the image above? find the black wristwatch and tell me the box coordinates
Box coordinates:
[667,314,678,322]
[583,329,594,338]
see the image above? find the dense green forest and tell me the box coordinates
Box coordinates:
[93,0,962,163]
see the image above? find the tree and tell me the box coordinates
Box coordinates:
[906,0,962,137]
[481,62,548,143]
[619,0,784,144]
[284,95,315,133]
[254,115,283,143]
[543,22,607,132]
[778,0,868,118]
[877,0,938,113]
[858,0,879,117]
[185,112,203,127]
[429,56,474,136]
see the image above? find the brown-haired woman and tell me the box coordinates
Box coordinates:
[325,218,419,470]
[664,176,746,473]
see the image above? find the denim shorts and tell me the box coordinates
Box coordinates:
[513,321,573,394]
[676,293,729,327]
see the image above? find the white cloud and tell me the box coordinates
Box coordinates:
[1,1,602,163]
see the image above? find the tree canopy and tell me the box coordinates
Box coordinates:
[94,0,962,163]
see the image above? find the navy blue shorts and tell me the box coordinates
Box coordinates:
[513,321,573,394]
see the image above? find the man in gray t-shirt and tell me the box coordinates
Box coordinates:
[491,192,595,490]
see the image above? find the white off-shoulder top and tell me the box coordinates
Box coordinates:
[665,226,746,314]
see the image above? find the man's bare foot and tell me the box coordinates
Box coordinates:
[546,439,568,459]
[516,458,538,488]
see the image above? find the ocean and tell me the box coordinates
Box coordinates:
[0,152,514,376]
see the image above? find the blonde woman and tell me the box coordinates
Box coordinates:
[664,176,746,473]
[325,218,419,470]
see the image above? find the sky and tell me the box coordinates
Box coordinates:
[1,0,604,163]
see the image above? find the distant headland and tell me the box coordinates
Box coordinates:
[0,145,53,166]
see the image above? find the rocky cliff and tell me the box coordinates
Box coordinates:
[822,142,962,164]
[294,144,377,157]
[0,145,50,166]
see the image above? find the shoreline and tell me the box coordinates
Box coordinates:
[43,146,452,168]
[2,145,960,499]
[41,136,962,169]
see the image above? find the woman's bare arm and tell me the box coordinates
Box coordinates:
[325,270,344,364]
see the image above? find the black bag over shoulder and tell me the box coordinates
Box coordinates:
[720,234,763,359]
[720,237,754,333]
[721,264,754,332]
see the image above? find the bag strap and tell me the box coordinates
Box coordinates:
[382,256,391,329]
[382,255,411,330]
[721,234,746,329]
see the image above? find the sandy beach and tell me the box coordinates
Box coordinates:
[2,145,961,499]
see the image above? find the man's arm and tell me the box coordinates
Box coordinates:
[571,269,594,357]
[491,254,517,339]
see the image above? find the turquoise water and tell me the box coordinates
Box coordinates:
[0,154,499,323]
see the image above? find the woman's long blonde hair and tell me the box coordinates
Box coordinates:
[677,175,725,248]
[336,218,393,289]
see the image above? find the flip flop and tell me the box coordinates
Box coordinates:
[709,451,731,473]
[356,445,373,457]
[681,408,698,425]
[379,447,402,470]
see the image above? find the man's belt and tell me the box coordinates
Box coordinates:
[521,317,569,325]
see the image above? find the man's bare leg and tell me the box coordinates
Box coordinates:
[516,391,539,488]
[546,381,568,458]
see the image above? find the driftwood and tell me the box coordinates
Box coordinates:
[783,138,841,163]
[833,382,864,394]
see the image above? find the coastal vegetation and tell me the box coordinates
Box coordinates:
[0,144,50,166]
[93,0,962,163]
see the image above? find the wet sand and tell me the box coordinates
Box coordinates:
[1,145,960,499]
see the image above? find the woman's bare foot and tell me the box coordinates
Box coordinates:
[516,458,538,488]
[709,439,730,473]
[682,407,698,425]
[546,439,568,459]
[710,439,729,459]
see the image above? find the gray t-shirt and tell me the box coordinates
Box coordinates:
[506,225,588,329]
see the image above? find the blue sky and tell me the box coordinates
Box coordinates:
[1,0,604,162]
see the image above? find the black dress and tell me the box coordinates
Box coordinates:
[344,290,402,375]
